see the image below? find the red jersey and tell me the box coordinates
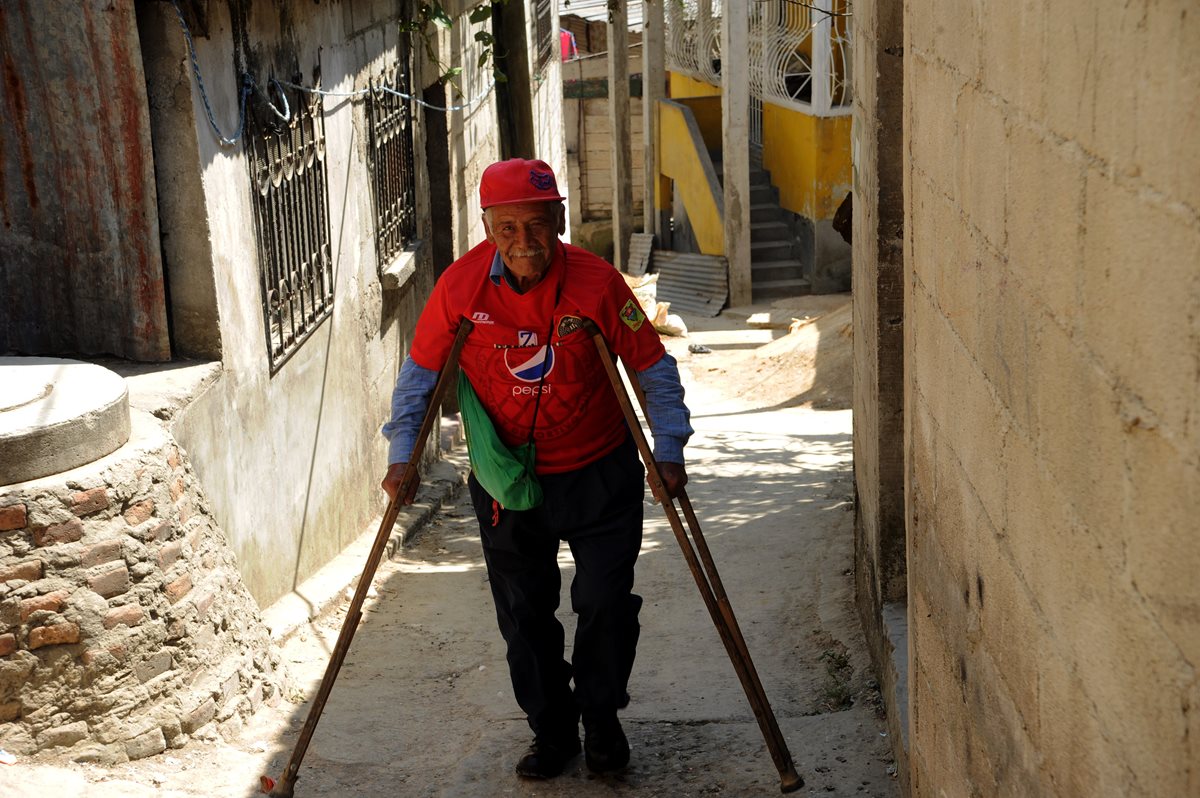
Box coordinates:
[410,241,665,474]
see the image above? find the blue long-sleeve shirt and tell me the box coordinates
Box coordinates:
[382,352,693,466]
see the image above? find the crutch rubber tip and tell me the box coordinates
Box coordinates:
[264,775,295,797]
[779,770,805,793]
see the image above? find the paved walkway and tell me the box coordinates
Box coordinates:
[7,303,898,797]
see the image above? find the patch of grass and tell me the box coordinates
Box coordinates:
[817,647,855,713]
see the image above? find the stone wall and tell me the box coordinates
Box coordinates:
[0,412,279,763]
[440,12,505,260]
[902,1,1199,795]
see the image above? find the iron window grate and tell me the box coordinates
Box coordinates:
[246,92,334,373]
[535,0,554,71]
[367,62,418,271]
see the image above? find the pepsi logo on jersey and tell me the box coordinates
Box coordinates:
[504,345,555,382]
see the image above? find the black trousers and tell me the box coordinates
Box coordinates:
[468,436,645,741]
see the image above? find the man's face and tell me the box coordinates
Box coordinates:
[483,202,564,283]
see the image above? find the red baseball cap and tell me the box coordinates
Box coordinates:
[479,158,566,209]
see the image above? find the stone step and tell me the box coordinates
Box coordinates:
[712,161,773,187]
[750,183,777,205]
[752,277,813,301]
[750,220,791,241]
[751,202,785,223]
[751,258,806,283]
[751,239,795,261]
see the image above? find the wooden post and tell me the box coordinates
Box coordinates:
[642,0,666,239]
[721,0,752,306]
[608,0,633,271]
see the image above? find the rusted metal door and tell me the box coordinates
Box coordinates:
[0,0,170,361]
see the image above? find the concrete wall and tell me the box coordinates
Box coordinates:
[433,0,562,255]
[762,106,852,222]
[850,0,907,786]
[658,100,724,256]
[139,0,558,608]
[902,1,1200,795]
[0,0,170,362]
[525,0,569,238]
[668,71,721,99]
[438,12,504,259]
[142,0,437,607]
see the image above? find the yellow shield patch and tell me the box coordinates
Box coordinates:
[619,299,646,332]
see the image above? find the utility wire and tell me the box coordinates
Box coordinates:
[170,0,497,148]
[278,79,497,113]
[752,0,853,17]
[170,0,250,146]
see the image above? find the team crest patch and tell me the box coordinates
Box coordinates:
[619,299,645,332]
[557,315,583,337]
[529,169,555,191]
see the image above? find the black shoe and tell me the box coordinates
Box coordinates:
[583,716,630,773]
[515,735,582,779]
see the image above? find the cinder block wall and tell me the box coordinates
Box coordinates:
[903,2,1199,795]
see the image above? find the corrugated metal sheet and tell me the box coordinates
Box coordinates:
[627,233,655,277]
[654,250,728,317]
[0,0,170,361]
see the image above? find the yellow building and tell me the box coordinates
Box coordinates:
[649,0,854,302]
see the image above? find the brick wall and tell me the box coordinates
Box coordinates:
[0,420,279,763]
[903,2,1199,795]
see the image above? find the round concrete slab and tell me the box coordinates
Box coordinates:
[0,357,131,486]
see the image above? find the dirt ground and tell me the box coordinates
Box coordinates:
[6,294,898,797]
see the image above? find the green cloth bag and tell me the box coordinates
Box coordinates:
[457,371,544,510]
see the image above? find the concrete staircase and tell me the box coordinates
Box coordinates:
[714,158,811,302]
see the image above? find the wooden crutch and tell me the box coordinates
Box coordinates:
[264,319,474,797]
[582,319,804,794]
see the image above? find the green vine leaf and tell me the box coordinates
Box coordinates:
[427,3,453,28]
[469,5,494,24]
[410,1,512,89]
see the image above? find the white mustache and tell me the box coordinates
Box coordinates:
[510,248,544,257]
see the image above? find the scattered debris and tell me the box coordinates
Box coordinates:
[624,273,689,336]
[688,344,713,354]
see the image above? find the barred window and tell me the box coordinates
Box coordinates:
[367,62,418,271]
[534,0,554,71]
[246,94,334,373]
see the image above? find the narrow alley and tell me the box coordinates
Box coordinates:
[6,298,897,796]
[4,1,1196,794]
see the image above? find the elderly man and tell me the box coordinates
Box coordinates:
[382,158,692,779]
